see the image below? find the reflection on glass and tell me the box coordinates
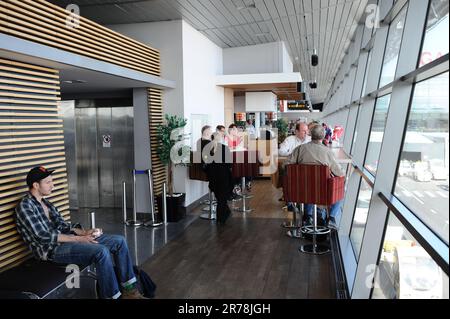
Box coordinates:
[350,178,373,259]
[379,6,408,87]
[372,213,449,299]
[365,95,391,176]
[394,73,449,243]
[419,0,449,67]
[350,105,362,156]
[362,50,373,96]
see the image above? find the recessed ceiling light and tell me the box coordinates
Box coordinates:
[62,80,87,84]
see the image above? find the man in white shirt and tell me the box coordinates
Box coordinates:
[278,122,311,156]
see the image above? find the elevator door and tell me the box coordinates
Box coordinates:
[76,107,134,208]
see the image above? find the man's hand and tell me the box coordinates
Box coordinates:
[86,228,103,238]
[72,228,87,236]
[76,235,98,244]
[72,228,103,238]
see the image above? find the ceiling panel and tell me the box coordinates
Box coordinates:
[48,0,368,104]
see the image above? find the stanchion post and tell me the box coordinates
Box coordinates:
[126,170,143,226]
[162,182,168,225]
[144,169,163,227]
[89,211,96,229]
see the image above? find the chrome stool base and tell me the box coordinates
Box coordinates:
[301,225,331,236]
[144,220,163,227]
[125,220,143,227]
[286,229,302,238]
[200,213,216,220]
[202,205,217,212]
[299,244,330,255]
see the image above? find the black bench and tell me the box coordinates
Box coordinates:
[0,258,96,299]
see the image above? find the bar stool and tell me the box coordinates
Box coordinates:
[281,173,303,232]
[282,173,304,238]
[284,164,345,255]
[231,150,260,213]
[189,152,216,220]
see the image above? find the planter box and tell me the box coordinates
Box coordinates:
[156,193,186,222]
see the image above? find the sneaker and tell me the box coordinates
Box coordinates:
[305,216,313,226]
[121,288,149,299]
[328,219,339,231]
[233,185,242,196]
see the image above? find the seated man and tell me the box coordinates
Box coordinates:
[278,122,311,203]
[15,166,148,299]
[283,125,344,230]
[279,122,311,157]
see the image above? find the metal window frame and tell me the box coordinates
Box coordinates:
[323,0,448,298]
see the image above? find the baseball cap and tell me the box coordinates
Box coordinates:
[26,166,55,188]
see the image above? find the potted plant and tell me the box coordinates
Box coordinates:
[156,114,191,222]
[274,118,288,144]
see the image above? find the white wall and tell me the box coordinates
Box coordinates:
[110,20,225,207]
[223,41,293,75]
[245,92,277,112]
[108,21,184,118]
[181,21,224,205]
[280,42,293,73]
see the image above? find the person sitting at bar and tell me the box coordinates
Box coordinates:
[278,122,311,156]
[203,133,234,224]
[225,123,244,150]
[225,124,247,194]
[283,125,345,230]
[15,166,148,299]
[197,125,213,152]
[216,125,226,142]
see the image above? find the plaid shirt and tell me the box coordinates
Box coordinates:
[15,193,71,260]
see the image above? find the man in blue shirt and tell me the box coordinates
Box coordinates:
[15,166,147,299]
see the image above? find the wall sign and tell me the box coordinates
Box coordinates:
[102,134,111,148]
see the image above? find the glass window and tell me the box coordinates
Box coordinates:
[419,0,449,67]
[379,5,408,87]
[372,213,449,299]
[362,50,373,96]
[350,178,373,259]
[364,95,391,176]
[350,105,362,156]
[394,72,449,244]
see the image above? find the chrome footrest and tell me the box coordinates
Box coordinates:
[202,205,216,212]
[300,225,331,236]
[299,244,330,255]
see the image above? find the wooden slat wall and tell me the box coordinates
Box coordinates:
[0,58,70,273]
[0,0,160,77]
[148,88,166,198]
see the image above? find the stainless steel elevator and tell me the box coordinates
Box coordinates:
[62,99,134,209]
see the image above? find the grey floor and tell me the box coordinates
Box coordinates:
[47,207,201,298]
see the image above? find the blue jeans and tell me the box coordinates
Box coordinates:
[50,234,136,299]
[304,200,343,222]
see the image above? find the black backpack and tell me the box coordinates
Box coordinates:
[96,265,156,299]
[132,265,156,298]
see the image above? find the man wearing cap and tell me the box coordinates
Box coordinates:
[15,166,147,299]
